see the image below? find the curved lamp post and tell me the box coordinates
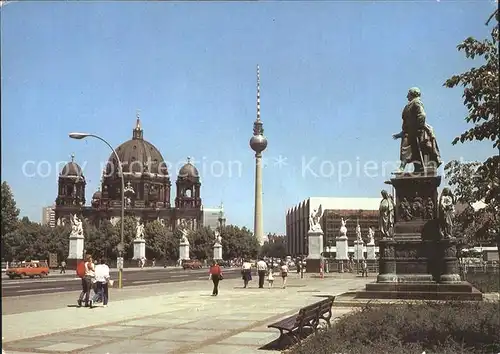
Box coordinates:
[69,132,125,289]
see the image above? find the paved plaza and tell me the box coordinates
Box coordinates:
[2,274,372,353]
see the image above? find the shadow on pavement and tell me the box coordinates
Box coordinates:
[259,328,314,351]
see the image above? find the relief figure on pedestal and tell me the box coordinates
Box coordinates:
[392,87,442,173]
[399,197,413,221]
[424,197,435,219]
[379,190,395,239]
[438,188,455,239]
[412,197,424,219]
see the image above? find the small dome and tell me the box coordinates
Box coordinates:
[60,154,84,178]
[178,158,199,179]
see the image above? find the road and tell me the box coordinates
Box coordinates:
[1,267,241,297]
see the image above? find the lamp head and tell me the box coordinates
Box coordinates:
[69,132,90,140]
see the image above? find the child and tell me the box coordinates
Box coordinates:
[267,268,274,288]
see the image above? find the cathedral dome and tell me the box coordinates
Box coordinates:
[60,154,84,178]
[178,158,199,179]
[92,190,102,200]
[106,117,169,177]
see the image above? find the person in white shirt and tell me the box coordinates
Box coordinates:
[256,259,268,289]
[241,260,252,288]
[267,267,275,288]
[91,258,110,308]
[280,261,289,289]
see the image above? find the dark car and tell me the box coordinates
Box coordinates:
[217,260,230,268]
[182,259,202,270]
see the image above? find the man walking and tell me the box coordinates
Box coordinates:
[257,258,267,289]
[361,259,368,277]
[60,260,66,274]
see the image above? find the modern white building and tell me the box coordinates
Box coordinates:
[42,205,56,228]
[203,205,225,230]
[286,197,380,256]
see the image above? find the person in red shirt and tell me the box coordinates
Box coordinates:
[209,261,223,296]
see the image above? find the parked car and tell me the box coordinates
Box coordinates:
[6,260,50,279]
[217,260,230,268]
[182,259,202,270]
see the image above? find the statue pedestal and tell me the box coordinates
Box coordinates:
[366,242,376,260]
[179,241,190,261]
[335,236,348,260]
[213,242,222,260]
[354,240,364,260]
[306,230,324,272]
[357,172,481,301]
[68,233,84,261]
[133,239,146,260]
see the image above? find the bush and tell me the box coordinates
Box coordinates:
[466,272,500,293]
[288,302,500,354]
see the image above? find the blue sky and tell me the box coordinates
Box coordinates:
[1,1,496,234]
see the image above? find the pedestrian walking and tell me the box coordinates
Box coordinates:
[241,259,252,288]
[280,261,289,289]
[91,258,111,308]
[257,258,267,288]
[361,259,368,277]
[296,259,301,278]
[77,255,95,307]
[209,260,223,296]
[60,260,66,274]
[267,268,275,288]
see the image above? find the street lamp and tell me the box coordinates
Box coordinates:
[69,132,125,288]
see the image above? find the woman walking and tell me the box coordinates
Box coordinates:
[241,259,252,288]
[78,255,95,307]
[209,261,223,296]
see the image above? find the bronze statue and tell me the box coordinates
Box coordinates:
[438,188,455,239]
[379,190,395,239]
[425,197,435,219]
[392,87,442,173]
[412,197,424,218]
[399,197,413,221]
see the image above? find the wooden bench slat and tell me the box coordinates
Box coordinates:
[268,296,335,343]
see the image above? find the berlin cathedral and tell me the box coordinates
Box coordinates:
[54,115,203,231]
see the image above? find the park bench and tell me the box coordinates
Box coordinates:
[268,296,335,344]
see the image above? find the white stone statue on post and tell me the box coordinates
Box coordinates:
[355,223,363,242]
[179,221,190,261]
[309,205,323,233]
[70,214,84,237]
[135,220,145,240]
[367,227,375,245]
[213,229,223,260]
[68,214,84,261]
[133,220,146,260]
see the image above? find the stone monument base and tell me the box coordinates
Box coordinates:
[213,243,222,260]
[306,258,321,273]
[133,239,146,260]
[179,242,190,261]
[356,282,482,301]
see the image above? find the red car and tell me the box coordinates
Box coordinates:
[182,260,202,270]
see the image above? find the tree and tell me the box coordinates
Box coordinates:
[260,234,287,259]
[1,181,20,238]
[114,216,138,259]
[144,220,171,260]
[444,10,500,259]
[221,225,260,260]
[187,226,213,260]
[445,160,500,259]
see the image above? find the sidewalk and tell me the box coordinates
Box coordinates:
[2,274,370,354]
